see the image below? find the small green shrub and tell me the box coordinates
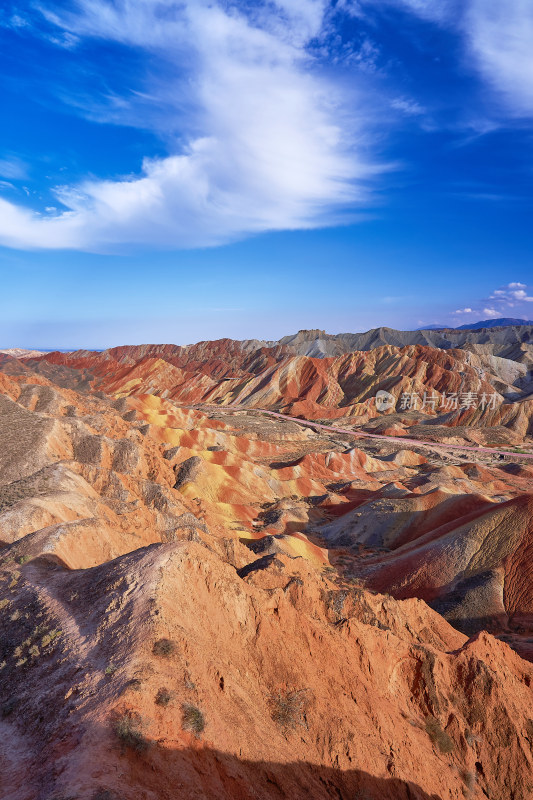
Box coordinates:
[113,711,149,753]
[460,770,476,791]
[152,638,176,657]
[105,663,117,677]
[181,703,205,736]
[425,716,454,754]
[155,688,172,707]
[268,689,310,732]
[41,629,62,647]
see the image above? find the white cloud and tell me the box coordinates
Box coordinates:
[334,0,365,19]
[9,14,29,29]
[0,0,386,252]
[449,282,533,324]
[376,0,457,25]
[465,0,533,117]
[489,282,533,303]
[0,156,29,180]
[373,0,533,117]
[391,97,425,116]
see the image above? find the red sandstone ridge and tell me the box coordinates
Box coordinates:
[24,339,533,438]
[0,340,532,799]
[1,541,533,800]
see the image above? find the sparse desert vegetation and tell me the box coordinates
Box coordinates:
[113,711,150,754]
[152,638,177,657]
[155,687,172,707]
[268,689,310,732]
[425,716,455,754]
[181,703,205,736]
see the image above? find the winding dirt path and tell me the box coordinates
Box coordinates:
[201,405,533,462]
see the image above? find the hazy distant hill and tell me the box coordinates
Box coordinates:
[456,317,533,330]
[416,318,532,331]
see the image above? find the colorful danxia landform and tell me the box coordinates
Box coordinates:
[0,331,532,799]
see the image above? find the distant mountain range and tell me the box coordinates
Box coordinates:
[418,318,533,331]
[2,320,533,358]
[237,323,533,360]
[455,317,533,330]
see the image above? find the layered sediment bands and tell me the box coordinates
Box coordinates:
[1,360,532,651]
[274,324,533,356]
[328,494,533,622]
[1,336,533,798]
[23,340,533,434]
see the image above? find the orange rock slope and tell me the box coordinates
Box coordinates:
[2,540,533,800]
[0,347,533,799]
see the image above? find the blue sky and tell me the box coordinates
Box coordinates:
[0,0,532,348]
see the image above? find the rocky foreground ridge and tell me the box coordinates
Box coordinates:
[0,338,532,799]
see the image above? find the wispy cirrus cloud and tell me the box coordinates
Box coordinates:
[0,155,29,180]
[2,0,532,254]
[464,0,533,118]
[390,97,425,117]
[0,0,386,252]
[372,0,533,118]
